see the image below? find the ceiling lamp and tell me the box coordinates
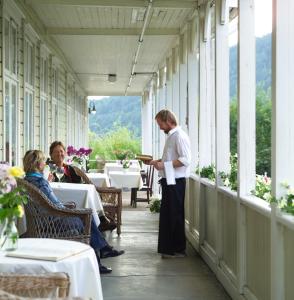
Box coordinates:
[108,74,117,83]
[88,101,96,114]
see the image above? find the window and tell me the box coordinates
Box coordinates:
[5,81,18,165]
[24,39,34,86]
[40,97,48,153]
[40,57,48,94]
[4,18,18,76]
[24,91,34,151]
[52,100,58,140]
[52,68,58,99]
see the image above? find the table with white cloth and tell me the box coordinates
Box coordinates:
[86,173,110,188]
[104,162,141,175]
[0,238,103,299]
[50,182,102,226]
[108,171,143,205]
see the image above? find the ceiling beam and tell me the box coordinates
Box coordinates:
[47,27,179,36]
[25,0,197,9]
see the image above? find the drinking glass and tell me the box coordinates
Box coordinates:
[55,167,64,182]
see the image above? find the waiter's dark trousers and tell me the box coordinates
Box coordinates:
[158,177,186,255]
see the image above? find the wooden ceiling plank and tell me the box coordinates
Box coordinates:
[47,27,180,35]
[26,0,197,9]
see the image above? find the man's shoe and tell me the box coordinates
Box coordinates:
[99,216,117,232]
[100,248,125,259]
[174,252,187,258]
[161,253,176,259]
[99,264,112,274]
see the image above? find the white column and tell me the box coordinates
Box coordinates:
[166,56,173,109]
[187,17,199,171]
[172,46,180,118]
[270,0,294,298]
[215,0,230,179]
[199,2,213,168]
[179,32,188,131]
[215,0,230,271]
[141,90,152,156]
[237,0,256,295]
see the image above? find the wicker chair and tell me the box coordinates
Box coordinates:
[16,178,91,244]
[0,272,70,298]
[72,166,122,235]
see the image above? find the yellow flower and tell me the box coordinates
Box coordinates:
[16,205,24,218]
[8,167,25,178]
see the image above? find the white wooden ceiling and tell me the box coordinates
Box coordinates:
[25,0,197,96]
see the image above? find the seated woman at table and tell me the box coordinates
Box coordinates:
[23,150,124,274]
[48,141,116,233]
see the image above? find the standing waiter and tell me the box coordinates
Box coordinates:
[146,109,191,258]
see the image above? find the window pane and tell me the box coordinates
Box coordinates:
[11,84,17,165]
[4,19,9,70]
[5,82,10,162]
[30,44,34,85]
[11,24,17,75]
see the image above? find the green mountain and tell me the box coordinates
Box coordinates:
[89,96,141,138]
[230,33,271,98]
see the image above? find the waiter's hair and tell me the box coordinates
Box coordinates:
[50,141,66,155]
[155,109,178,125]
[23,150,45,173]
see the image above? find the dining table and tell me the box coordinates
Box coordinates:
[0,238,103,299]
[86,172,110,188]
[50,182,102,226]
[104,162,141,175]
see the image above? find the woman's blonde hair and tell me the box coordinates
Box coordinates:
[23,150,45,173]
[155,109,178,125]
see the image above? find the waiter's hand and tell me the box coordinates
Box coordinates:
[154,161,164,170]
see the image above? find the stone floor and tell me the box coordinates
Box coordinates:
[101,192,231,300]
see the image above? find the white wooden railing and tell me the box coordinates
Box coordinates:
[185,175,294,300]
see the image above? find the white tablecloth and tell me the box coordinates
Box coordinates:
[86,173,110,187]
[50,182,102,226]
[0,238,103,299]
[109,171,143,189]
[104,163,141,175]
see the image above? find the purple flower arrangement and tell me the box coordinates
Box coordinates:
[66,146,92,170]
[67,146,92,157]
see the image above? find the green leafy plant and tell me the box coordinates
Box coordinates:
[219,154,238,191]
[251,173,272,202]
[89,126,140,161]
[149,197,161,213]
[278,182,294,215]
[196,164,216,181]
[0,164,28,249]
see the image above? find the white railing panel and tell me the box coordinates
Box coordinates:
[284,227,294,300]
[202,182,217,250]
[219,192,237,277]
[246,207,271,300]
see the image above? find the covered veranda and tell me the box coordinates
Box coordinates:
[0,0,293,299]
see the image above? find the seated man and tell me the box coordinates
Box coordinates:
[48,141,116,232]
[23,150,124,274]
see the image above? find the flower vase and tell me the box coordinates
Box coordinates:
[0,218,19,251]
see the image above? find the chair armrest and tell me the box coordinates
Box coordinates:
[63,201,76,209]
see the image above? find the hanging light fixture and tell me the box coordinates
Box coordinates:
[88,101,96,114]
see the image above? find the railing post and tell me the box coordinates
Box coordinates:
[238,0,256,294]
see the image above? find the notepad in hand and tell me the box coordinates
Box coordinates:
[6,243,89,262]
[136,154,153,162]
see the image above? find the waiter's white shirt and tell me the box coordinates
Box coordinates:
[159,126,191,179]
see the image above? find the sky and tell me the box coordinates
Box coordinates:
[229,0,272,46]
